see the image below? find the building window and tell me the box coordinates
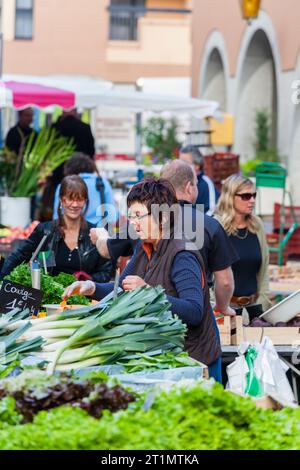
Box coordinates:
[15,0,33,39]
[109,0,145,41]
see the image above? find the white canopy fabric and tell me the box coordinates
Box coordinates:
[1,74,219,118]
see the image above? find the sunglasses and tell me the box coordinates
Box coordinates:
[235,192,257,201]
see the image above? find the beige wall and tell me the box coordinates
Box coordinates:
[1,0,16,41]
[191,0,300,96]
[107,17,191,65]
[3,0,191,83]
[4,0,109,77]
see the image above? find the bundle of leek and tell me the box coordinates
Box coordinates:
[0,308,44,365]
[0,287,187,374]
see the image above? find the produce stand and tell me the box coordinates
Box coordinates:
[0,222,39,260]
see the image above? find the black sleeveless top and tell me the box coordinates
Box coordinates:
[229,229,262,296]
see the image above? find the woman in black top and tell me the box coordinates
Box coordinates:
[0,176,112,283]
[214,175,271,313]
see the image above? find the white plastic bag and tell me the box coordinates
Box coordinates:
[226,336,296,405]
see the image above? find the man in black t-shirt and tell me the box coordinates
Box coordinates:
[51,109,95,188]
[161,160,238,316]
[5,108,37,155]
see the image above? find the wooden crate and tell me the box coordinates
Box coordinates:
[204,152,240,183]
[219,316,300,346]
[217,316,243,346]
[243,326,300,345]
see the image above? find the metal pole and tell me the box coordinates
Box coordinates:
[135,112,143,166]
[135,80,143,166]
[0,32,3,79]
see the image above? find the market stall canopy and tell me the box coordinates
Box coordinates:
[0,74,219,118]
[0,81,76,109]
[0,75,114,110]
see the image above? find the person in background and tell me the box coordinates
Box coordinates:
[160,159,237,316]
[53,153,118,227]
[63,178,222,382]
[179,145,219,215]
[214,174,272,313]
[5,107,37,156]
[51,109,95,188]
[0,176,112,283]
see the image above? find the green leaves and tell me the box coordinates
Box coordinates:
[5,265,90,306]
[11,127,75,198]
[141,117,181,164]
[0,380,300,449]
[45,286,186,373]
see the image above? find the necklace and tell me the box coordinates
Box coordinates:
[234,228,248,240]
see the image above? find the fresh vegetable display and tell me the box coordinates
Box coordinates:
[4,264,90,305]
[0,378,300,450]
[120,352,200,374]
[0,287,186,372]
[0,370,135,423]
[250,317,300,327]
[0,308,44,375]
[0,221,39,244]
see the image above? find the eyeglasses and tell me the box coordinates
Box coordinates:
[128,212,150,222]
[62,197,86,207]
[235,192,257,201]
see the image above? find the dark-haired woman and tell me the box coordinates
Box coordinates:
[53,153,118,226]
[0,176,113,283]
[63,177,222,382]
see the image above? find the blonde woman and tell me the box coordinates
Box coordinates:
[214,174,272,313]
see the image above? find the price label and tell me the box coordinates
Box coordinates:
[0,280,42,317]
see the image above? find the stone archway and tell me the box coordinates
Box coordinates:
[235,29,278,161]
[202,48,227,112]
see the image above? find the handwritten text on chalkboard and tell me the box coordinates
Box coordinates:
[0,281,42,316]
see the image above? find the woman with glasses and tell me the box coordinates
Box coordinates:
[214,174,271,314]
[0,176,113,283]
[63,177,222,382]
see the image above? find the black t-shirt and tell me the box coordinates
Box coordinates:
[179,202,239,285]
[5,125,36,155]
[53,239,81,276]
[229,229,262,296]
[107,203,239,286]
[107,224,138,265]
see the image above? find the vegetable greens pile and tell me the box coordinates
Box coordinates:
[4,264,90,305]
[0,377,300,450]
[0,370,135,423]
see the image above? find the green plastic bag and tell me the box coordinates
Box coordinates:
[244,346,264,397]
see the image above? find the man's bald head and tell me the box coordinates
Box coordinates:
[160,160,198,204]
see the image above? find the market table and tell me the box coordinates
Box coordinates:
[222,345,300,404]
[270,282,300,297]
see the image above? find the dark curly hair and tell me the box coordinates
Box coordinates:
[64,153,98,176]
[127,177,178,230]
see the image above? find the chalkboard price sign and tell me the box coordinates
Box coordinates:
[0,281,42,317]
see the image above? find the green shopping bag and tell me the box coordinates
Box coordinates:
[244,346,264,397]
